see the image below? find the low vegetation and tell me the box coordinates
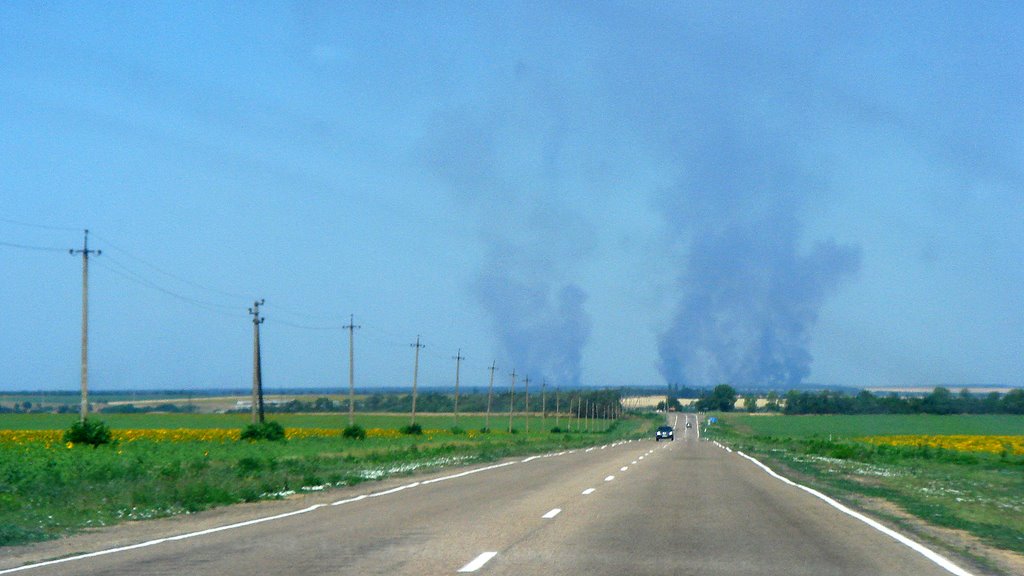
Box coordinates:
[0,412,656,547]
[705,413,1024,565]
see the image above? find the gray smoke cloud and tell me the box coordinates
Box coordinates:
[658,127,861,388]
[425,68,592,387]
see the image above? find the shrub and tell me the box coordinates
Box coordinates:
[550,426,563,433]
[478,427,491,434]
[450,426,466,435]
[400,423,423,435]
[342,425,366,440]
[63,418,113,446]
[240,421,285,442]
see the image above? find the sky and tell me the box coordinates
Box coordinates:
[1,1,1021,393]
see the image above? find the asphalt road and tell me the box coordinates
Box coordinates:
[1,414,973,575]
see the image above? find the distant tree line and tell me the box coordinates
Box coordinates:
[223,389,624,416]
[783,387,1024,415]
[100,403,199,414]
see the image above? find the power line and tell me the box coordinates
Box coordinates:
[0,217,81,232]
[94,257,243,318]
[270,317,345,331]
[90,232,249,301]
[0,240,68,252]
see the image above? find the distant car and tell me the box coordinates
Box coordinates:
[655,425,674,441]
[685,422,692,428]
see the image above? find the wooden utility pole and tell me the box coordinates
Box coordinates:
[486,361,496,431]
[249,299,266,424]
[523,375,531,434]
[343,315,360,427]
[507,369,516,433]
[410,336,424,425]
[70,230,100,422]
[452,349,464,426]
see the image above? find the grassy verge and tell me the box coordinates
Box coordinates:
[704,414,1024,559]
[0,413,657,547]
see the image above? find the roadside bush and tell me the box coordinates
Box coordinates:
[550,426,563,433]
[342,425,366,440]
[478,427,491,434]
[63,418,113,447]
[450,426,466,435]
[400,423,423,435]
[240,421,285,442]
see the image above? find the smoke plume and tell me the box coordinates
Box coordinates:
[425,69,592,387]
[658,128,861,388]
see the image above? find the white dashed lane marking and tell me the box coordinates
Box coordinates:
[542,508,562,519]
[458,552,498,573]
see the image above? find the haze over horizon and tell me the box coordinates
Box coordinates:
[2,3,1021,393]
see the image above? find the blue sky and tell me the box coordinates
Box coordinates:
[1,2,1021,392]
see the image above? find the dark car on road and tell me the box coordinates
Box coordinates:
[655,425,674,441]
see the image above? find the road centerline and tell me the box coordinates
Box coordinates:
[542,508,562,519]
[458,552,498,573]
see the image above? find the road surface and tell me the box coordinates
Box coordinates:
[0,414,973,575]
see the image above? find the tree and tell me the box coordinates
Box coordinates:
[1002,389,1024,414]
[697,384,737,412]
[743,395,758,412]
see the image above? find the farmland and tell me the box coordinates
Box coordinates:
[0,412,655,547]
[705,413,1024,572]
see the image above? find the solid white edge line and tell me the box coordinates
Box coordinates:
[735,451,975,576]
[1,459,528,574]
[421,461,517,486]
[458,551,498,572]
[542,508,562,519]
[0,504,325,575]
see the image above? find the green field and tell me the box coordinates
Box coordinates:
[0,412,653,548]
[722,413,1024,437]
[0,412,592,431]
[705,413,1024,573]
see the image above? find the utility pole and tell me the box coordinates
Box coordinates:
[523,375,530,434]
[507,369,516,433]
[486,361,496,431]
[541,380,547,432]
[70,229,100,423]
[555,387,560,428]
[576,396,582,432]
[343,315,360,427]
[248,299,266,424]
[410,336,424,425]
[452,349,464,426]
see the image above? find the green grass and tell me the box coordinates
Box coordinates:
[0,413,655,547]
[704,413,1024,564]
[724,413,1024,438]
